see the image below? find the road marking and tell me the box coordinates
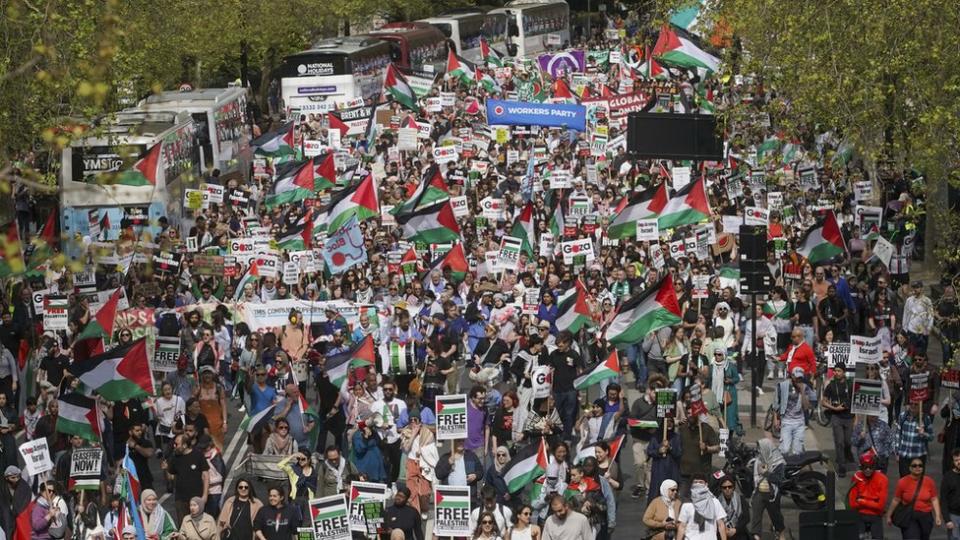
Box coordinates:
[221,425,251,491]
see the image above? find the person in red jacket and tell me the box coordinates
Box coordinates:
[780,329,816,378]
[849,451,888,539]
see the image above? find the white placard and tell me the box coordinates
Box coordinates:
[873,236,894,268]
[767,191,783,211]
[672,166,691,191]
[635,219,659,241]
[854,181,872,202]
[744,206,769,226]
[256,254,279,278]
[440,92,456,108]
[433,146,458,164]
[283,262,300,285]
[539,233,555,257]
[480,197,506,220]
[850,334,882,365]
[202,183,225,204]
[19,438,53,476]
[426,97,442,112]
[450,196,470,218]
[397,128,418,151]
[560,238,595,264]
[304,139,324,157]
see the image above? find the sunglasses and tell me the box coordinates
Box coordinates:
[721,485,734,490]
[238,485,250,490]
[277,425,289,430]
[496,453,508,457]
[481,520,494,525]
[911,463,924,468]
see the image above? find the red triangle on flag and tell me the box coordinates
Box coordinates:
[293,158,317,191]
[134,143,162,185]
[352,335,376,365]
[349,175,379,212]
[327,112,350,137]
[656,274,683,317]
[436,202,461,235]
[602,350,620,373]
[316,152,336,185]
[684,178,712,215]
[115,338,155,396]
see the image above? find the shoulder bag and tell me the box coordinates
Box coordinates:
[891,476,925,528]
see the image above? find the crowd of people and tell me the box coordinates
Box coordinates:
[1,5,959,540]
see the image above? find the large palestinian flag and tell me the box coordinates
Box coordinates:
[393,165,450,215]
[326,174,380,232]
[324,335,376,386]
[574,350,620,390]
[56,392,103,442]
[510,202,536,257]
[425,242,469,282]
[239,403,276,435]
[277,209,314,251]
[657,177,711,229]
[503,437,548,493]
[116,143,162,186]
[446,49,476,85]
[75,288,123,341]
[385,64,418,110]
[653,25,720,72]
[397,200,461,244]
[68,338,155,401]
[556,279,592,334]
[252,121,296,156]
[264,159,317,208]
[797,211,846,265]
[606,275,682,346]
[480,37,503,67]
[575,434,626,463]
[608,183,668,239]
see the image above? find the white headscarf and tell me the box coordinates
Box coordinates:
[711,349,728,399]
[659,479,678,508]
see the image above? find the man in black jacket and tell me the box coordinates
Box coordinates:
[383,487,423,540]
[941,448,960,536]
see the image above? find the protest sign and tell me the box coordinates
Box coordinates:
[298,528,316,540]
[692,275,711,299]
[851,379,884,417]
[636,219,659,241]
[310,494,351,540]
[44,295,69,330]
[397,128,418,151]
[480,197,506,220]
[19,438,53,476]
[910,372,930,404]
[656,389,677,418]
[434,486,472,537]
[826,342,855,376]
[435,394,468,441]
[433,146,458,164]
[349,482,389,533]
[744,206,769,226]
[688,383,708,417]
[672,166,691,191]
[718,428,730,457]
[854,181,872,202]
[872,236,894,268]
[560,238,595,264]
[539,233,555,257]
[523,288,541,315]
[850,335,882,365]
[192,255,224,276]
[153,336,181,373]
[497,236,523,270]
[532,365,553,399]
[70,448,103,490]
[450,196,470,218]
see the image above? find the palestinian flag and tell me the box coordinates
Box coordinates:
[326,174,380,232]
[278,209,314,250]
[314,152,337,190]
[426,242,469,282]
[13,499,36,540]
[265,159,314,208]
[575,434,626,463]
[239,403,276,434]
[627,418,660,429]
[797,212,846,264]
[763,301,793,320]
[325,335,376,386]
[479,70,502,94]
[397,200,461,244]
[653,25,720,72]
[75,288,122,341]
[233,261,260,301]
[400,247,419,285]
[385,64,418,110]
[56,392,103,442]
[116,142,162,186]
[510,202,536,257]
[436,486,470,511]
[351,482,387,503]
[548,200,565,238]
[436,395,466,416]
[327,111,350,137]
[670,1,703,33]
[480,37,503,67]
[608,183,668,239]
[446,49,476,84]
[718,266,740,294]
[657,177,711,229]
[552,78,577,101]
[573,350,620,390]
[556,280,592,334]
[503,437,548,493]
[68,338,155,401]
[393,165,450,215]
[310,494,349,523]
[606,275,682,346]
[695,82,716,114]
[253,121,296,157]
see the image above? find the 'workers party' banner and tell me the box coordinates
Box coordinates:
[486,99,586,132]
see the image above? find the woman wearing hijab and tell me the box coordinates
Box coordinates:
[706,348,742,435]
[263,419,298,456]
[716,474,750,540]
[401,408,438,514]
[139,489,177,540]
[677,474,727,540]
[176,497,218,540]
[749,438,787,540]
[642,479,682,540]
[218,478,262,540]
[483,446,513,504]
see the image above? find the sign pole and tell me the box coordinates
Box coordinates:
[750,291,758,428]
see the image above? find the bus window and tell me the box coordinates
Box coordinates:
[192,112,212,168]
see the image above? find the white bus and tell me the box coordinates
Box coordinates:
[419,9,508,64]
[60,110,199,243]
[138,87,248,177]
[490,0,570,59]
[278,37,391,115]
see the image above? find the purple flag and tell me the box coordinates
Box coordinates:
[537,50,586,77]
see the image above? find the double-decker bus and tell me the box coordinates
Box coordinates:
[367,22,448,75]
[278,37,391,114]
[419,9,507,64]
[490,0,570,59]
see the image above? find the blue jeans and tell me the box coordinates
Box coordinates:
[623,344,646,387]
[554,390,579,442]
[779,419,805,455]
[949,514,960,540]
